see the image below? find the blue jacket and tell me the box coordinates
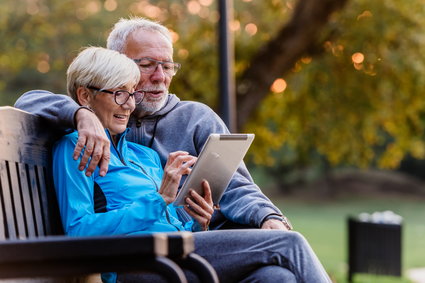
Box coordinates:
[52,129,193,236]
[17,91,283,228]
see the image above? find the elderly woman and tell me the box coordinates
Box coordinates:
[53,47,331,283]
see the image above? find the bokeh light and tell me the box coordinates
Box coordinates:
[199,0,213,6]
[352,52,364,64]
[144,4,162,19]
[187,1,201,15]
[26,0,39,15]
[245,23,258,36]
[357,10,373,20]
[271,78,287,93]
[178,49,189,60]
[104,0,117,11]
[37,61,50,73]
[169,30,180,43]
[86,1,101,14]
[230,20,240,32]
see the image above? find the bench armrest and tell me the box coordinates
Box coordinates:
[0,234,184,281]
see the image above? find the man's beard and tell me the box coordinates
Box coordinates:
[138,90,168,114]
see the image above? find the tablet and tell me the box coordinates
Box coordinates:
[174,133,255,206]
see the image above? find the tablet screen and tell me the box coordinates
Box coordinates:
[173,133,254,206]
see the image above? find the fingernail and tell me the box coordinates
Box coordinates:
[85,172,92,177]
[79,166,85,171]
[100,171,105,177]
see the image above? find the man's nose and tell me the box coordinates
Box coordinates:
[150,63,166,82]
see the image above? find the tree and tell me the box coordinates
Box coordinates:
[243,0,425,173]
[2,0,425,174]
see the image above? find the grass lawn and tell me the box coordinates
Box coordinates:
[271,195,425,283]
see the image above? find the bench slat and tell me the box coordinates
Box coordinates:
[27,164,45,236]
[36,165,53,235]
[0,160,17,239]
[0,163,5,240]
[8,162,27,239]
[17,163,37,238]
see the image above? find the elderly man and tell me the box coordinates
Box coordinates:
[51,46,332,283]
[15,17,289,231]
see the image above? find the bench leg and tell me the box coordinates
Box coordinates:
[154,256,188,283]
[176,253,219,283]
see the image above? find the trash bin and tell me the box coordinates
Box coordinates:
[347,211,402,282]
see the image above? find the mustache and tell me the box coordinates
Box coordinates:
[138,86,167,92]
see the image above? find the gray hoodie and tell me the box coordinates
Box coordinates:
[15,90,283,228]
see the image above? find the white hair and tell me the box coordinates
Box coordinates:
[66,46,140,103]
[107,17,172,53]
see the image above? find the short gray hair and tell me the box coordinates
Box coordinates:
[107,17,173,53]
[66,46,140,103]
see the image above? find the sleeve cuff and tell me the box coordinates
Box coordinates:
[73,105,94,128]
[261,213,293,230]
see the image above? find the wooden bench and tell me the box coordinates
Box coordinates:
[0,106,218,283]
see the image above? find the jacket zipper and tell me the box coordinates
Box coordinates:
[129,160,159,191]
[107,130,127,166]
[112,143,126,165]
[129,160,181,231]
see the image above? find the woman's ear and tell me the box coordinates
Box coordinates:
[76,86,91,106]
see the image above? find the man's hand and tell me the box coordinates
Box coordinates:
[74,107,110,177]
[184,181,214,231]
[261,219,291,231]
[159,151,197,204]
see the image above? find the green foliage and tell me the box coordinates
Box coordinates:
[245,0,425,170]
[2,0,425,173]
[0,0,292,107]
[0,0,223,107]
[0,0,115,104]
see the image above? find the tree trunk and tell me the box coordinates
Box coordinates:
[236,0,349,130]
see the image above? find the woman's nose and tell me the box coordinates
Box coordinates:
[122,96,136,111]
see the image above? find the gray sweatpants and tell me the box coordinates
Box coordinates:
[118,229,331,283]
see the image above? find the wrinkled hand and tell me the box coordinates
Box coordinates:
[159,151,197,204]
[184,180,214,231]
[261,219,290,230]
[74,108,110,177]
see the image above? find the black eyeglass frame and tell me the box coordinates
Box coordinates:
[133,57,181,76]
[87,86,144,105]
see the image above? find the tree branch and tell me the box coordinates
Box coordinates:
[236,0,349,129]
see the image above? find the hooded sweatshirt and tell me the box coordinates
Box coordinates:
[15,90,283,228]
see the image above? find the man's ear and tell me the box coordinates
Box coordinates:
[76,86,91,106]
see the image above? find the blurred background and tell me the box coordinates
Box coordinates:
[1,0,425,282]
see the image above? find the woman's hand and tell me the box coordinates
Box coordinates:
[159,151,197,205]
[184,180,214,231]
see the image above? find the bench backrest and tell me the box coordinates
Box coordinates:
[0,106,217,283]
[0,106,63,240]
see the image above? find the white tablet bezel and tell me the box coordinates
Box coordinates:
[173,133,255,206]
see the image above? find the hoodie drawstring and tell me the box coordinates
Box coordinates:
[147,116,161,148]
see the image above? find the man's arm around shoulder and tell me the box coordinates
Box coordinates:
[15,90,110,177]
[15,90,79,129]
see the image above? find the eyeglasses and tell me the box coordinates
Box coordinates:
[133,57,181,76]
[87,86,144,105]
